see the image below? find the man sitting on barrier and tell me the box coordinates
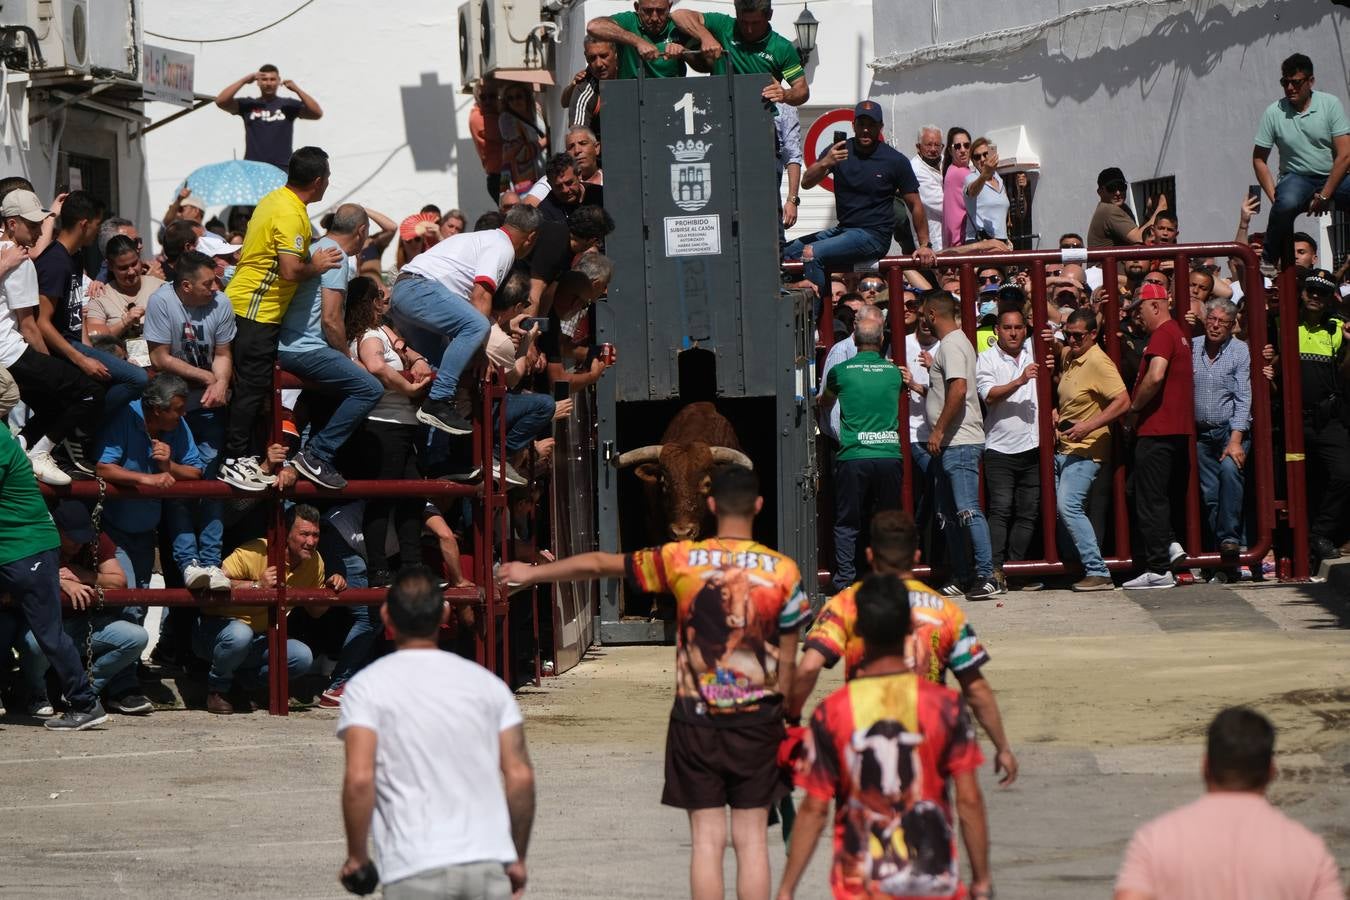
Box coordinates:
[785,101,936,308]
[1045,308,1129,592]
[196,503,345,715]
[19,500,152,718]
[389,204,541,437]
[94,374,204,616]
[1191,298,1250,579]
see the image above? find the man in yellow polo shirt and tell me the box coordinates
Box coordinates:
[193,504,346,714]
[222,146,343,491]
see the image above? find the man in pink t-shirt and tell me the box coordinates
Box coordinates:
[1114,707,1344,900]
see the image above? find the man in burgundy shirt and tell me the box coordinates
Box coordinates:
[1124,282,1193,590]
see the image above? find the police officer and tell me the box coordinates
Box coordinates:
[1293,268,1350,561]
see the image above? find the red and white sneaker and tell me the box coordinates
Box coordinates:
[318,685,344,709]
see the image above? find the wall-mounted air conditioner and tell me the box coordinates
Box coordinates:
[458,0,482,91]
[26,0,139,77]
[480,0,549,75]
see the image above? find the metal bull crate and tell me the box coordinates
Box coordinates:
[594,74,818,644]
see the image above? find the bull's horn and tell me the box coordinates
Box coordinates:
[615,445,664,467]
[709,447,753,469]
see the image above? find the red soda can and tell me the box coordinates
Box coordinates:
[598,343,617,366]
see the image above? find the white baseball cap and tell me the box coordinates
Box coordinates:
[0,190,52,223]
[196,231,240,258]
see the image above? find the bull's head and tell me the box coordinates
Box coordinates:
[616,442,752,541]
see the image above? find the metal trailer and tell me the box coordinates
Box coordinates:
[593,74,818,644]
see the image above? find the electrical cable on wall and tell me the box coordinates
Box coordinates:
[144,0,319,44]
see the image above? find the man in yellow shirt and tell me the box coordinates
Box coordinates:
[222,147,344,491]
[193,504,347,714]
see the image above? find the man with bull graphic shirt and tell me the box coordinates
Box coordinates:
[498,464,810,900]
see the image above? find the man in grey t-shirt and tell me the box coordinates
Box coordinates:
[921,291,996,599]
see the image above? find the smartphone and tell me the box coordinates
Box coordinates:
[1057,419,1076,433]
[521,316,550,332]
[833,130,847,147]
[1248,184,1262,214]
[553,381,570,401]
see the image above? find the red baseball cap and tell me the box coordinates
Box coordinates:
[1138,282,1169,302]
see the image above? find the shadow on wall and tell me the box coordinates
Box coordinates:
[872,0,1327,106]
[402,72,459,172]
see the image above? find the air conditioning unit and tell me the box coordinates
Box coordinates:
[480,0,547,75]
[26,0,139,77]
[457,0,482,91]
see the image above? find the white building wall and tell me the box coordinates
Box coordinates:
[869,0,1346,249]
[141,0,485,257]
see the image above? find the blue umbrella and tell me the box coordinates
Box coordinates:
[185,159,286,206]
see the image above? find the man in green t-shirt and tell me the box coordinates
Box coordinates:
[819,311,903,592]
[588,0,691,79]
[0,428,106,730]
[674,0,810,106]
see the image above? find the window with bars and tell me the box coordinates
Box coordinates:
[1131,175,1176,230]
[1330,210,1350,270]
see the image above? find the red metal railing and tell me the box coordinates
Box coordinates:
[42,365,518,714]
[790,241,1305,582]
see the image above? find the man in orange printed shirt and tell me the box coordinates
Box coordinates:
[498,465,811,900]
[788,511,1018,786]
[777,573,992,900]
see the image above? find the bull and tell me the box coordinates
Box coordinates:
[615,401,752,541]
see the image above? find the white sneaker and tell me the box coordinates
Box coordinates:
[1123,571,1176,590]
[28,450,71,486]
[207,566,232,592]
[220,456,276,492]
[183,564,213,590]
[1167,542,1186,565]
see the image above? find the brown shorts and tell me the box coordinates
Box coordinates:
[661,716,789,810]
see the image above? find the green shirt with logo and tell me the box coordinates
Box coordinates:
[702,12,804,85]
[610,11,688,79]
[826,350,903,462]
[0,428,58,567]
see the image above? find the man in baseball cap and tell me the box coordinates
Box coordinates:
[1295,266,1350,562]
[1088,166,1169,248]
[0,189,52,223]
[854,99,883,123]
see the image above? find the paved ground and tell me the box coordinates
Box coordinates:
[0,578,1347,899]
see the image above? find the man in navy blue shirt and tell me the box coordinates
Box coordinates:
[786,100,936,303]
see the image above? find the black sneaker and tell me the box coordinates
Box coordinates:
[107,692,153,715]
[1311,535,1342,561]
[293,449,348,490]
[43,700,108,731]
[416,399,473,436]
[938,582,965,598]
[966,579,1001,600]
[59,438,95,475]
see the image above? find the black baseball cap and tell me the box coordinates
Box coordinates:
[51,500,94,544]
[1303,268,1337,294]
[1097,167,1127,190]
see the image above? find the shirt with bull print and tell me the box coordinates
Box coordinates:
[626,538,810,727]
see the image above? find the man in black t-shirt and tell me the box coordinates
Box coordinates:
[785,100,936,302]
[214,64,324,170]
[536,152,605,226]
[527,205,614,315]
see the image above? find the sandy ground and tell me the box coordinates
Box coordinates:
[0,579,1346,899]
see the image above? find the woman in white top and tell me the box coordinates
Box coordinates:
[344,276,434,584]
[963,138,1011,246]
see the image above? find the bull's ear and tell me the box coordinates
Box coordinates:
[699,474,712,495]
[634,462,661,484]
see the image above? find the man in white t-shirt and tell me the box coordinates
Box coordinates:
[339,567,535,899]
[910,125,946,253]
[975,306,1040,590]
[389,205,541,436]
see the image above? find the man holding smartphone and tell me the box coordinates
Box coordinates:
[785,100,936,306]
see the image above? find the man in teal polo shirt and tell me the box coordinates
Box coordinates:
[588,0,691,79]
[1253,52,1350,268]
[674,0,809,106]
[819,310,903,592]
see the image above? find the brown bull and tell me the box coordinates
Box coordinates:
[615,402,752,541]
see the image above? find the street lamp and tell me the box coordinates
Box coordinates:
[793,4,818,66]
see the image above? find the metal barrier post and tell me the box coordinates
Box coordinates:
[1100,255,1131,564]
[269,360,289,716]
[1275,265,1311,579]
[885,266,914,514]
[1028,257,1059,563]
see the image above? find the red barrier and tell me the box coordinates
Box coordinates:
[788,241,1301,582]
[41,367,516,715]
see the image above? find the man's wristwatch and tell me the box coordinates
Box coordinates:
[787,196,800,205]
[921,242,932,249]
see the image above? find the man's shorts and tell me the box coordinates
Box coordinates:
[661,716,788,810]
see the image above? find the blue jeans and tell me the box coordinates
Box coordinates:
[388,275,491,403]
[279,345,382,463]
[22,616,148,698]
[71,341,148,416]
[0,548,96,709]
[1196,425,1249,546]
[503,391,555,453]
[1055,453,1109,578]
[318,524,377,689]
[165,407,225,575]
[192,616,313,693]
[1265,171,1350,265]
[910,438,936,535]
[934,442,992,584]
[784,225,891,306]
[107,524,157,625]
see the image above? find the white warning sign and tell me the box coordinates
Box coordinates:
[663,214,721,258]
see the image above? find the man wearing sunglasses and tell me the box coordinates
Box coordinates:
[1254,53,1350,269]
[1088,166,1167,249]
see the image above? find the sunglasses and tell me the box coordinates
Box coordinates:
[978,275,1002,284]
[951,141,970,149]
[1280,76,1309,89]
[1064,331,1092,342]
[904,300,920,311]
[859,282,884,291]
[972,152,989,161]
